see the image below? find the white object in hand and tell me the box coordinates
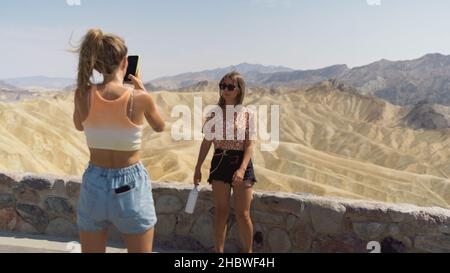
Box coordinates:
[185,186,199,214]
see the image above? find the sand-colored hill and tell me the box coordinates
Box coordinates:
[1,82,450,208]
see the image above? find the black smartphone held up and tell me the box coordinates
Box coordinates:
[124,55,140,82]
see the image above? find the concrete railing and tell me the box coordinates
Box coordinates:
[1,171,450,253]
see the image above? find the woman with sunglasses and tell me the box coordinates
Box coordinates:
[194,71,257,253]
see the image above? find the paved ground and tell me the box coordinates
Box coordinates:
[0,232,126,253]
[0,232,190,253]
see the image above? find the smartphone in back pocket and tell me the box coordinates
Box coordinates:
[115,185,132,194]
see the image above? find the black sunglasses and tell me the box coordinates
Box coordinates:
[219,83,237,91]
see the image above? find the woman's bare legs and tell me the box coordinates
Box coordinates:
[122,228,154,253]
[80,227,154,253]
[211,180,232,253]
[233,181,254,253]
[79,229,108,253]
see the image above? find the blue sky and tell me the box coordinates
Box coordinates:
[0,0,449,81]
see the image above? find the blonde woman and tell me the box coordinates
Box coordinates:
[73,29,165,253]
[194,71,257,253]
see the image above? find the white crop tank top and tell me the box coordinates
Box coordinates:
[82,85,144,152]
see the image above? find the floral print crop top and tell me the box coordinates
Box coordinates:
[202,105,256,151]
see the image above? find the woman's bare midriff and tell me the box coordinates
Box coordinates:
[89,148,141,169]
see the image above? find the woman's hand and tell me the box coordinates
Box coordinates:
[194,167,202,186]
[128,74,146,91]
[232,168,245,187]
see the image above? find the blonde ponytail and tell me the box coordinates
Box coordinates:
[76,29,103,97]
[74,28,128,98]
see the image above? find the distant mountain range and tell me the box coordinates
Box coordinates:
[400,99,450,130]
[0,89,29,101]
[1,76,75,91]
[338,53,450,106]
[0,80,17,90]
[4,53,450,106]
[149,63,293,90]
[312,80,450,130]
[0,89,61,102]
[148,53,450,106]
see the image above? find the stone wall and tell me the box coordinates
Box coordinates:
[1,171,450,253]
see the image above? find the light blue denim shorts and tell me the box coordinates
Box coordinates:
[77,161,157,234]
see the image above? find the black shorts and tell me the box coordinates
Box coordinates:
[207,149,257,186]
